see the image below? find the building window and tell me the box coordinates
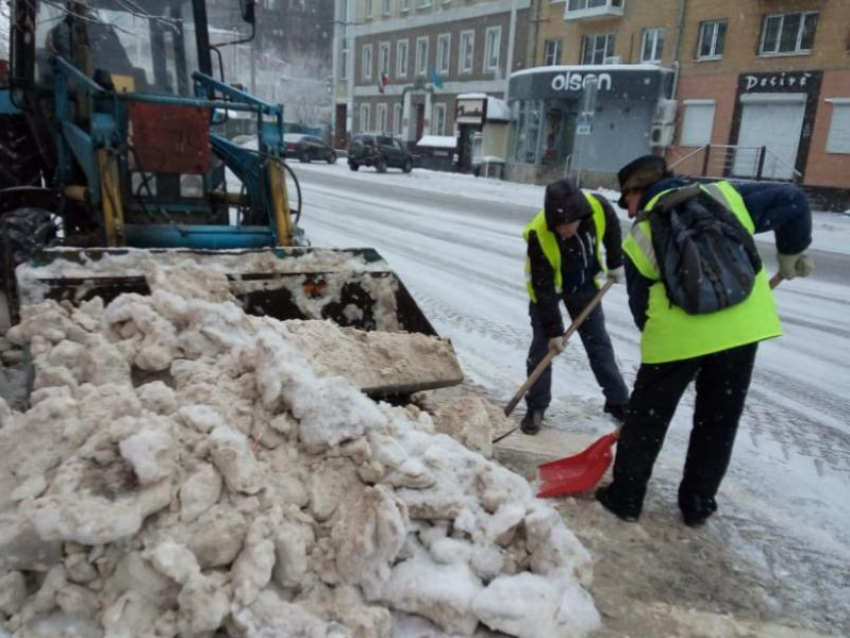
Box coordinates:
[432,103,447,135]
[459,30,475,74]
[485,27,501,72]
[340,37,349,80]
[581,33,615,65]
[362,44,373,81]
[401,0,410,11]
[680,100,716,147]
[826,100,850,154]
[697,20,727,60]
[512,100,544,164]
[383,0,392,16]
[416,36,429,76]
[544,39,562,66]
[641,27,665,63]
[397,40,409,78]
[759,12,819,56]
[360,104,371,132]
[417,0,432,7]
[377,103,388,133]
[569,0,624,9]
[379,42,390,77]
[437,33,451,74]
[365,0,373,20]
[394,103,403,135]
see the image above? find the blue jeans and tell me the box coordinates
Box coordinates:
[525,286,630,413]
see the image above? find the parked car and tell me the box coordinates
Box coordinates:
[285,134,337,164]
[348,134,414,173]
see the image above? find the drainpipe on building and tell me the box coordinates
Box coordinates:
[506,0,519,87]
[528,0,542,69]
[671,0,688,100]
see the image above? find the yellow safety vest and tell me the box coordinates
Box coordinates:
[523,193,607,303]
[622,181,782,364]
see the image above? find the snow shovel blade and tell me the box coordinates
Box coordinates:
[537,430,619,498]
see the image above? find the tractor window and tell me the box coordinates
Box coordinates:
[33,1,200,97]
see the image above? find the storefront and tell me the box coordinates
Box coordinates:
[505,65,674,188]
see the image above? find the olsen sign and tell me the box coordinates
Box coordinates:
[550,71,613,92]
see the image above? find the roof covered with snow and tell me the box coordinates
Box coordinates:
[416,135,457,149]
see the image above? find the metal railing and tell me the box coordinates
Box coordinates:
[669,144,803,183]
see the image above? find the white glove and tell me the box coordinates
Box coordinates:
[777,252,814,280]
[607,266,626,284]
[548,337,566,354]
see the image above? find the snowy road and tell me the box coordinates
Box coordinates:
[293,162,850,635]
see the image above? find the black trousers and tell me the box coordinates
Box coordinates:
[609,342,758,516]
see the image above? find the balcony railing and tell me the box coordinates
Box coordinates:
[669,144,803,183]
[564,0,625,21]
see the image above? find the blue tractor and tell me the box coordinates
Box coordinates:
[0,1,447,377]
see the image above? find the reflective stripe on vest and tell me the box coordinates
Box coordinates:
[622,181,782,364]
[524,193,607,303]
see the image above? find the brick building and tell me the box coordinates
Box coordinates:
[527,0,850,207]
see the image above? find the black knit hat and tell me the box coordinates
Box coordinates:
[617,155,670,208]
[544,178,592,231]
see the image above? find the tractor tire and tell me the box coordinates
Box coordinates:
[0,115,44,190]
[1,208,60,318]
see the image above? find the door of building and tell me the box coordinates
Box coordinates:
[335,104,347,149]
[415,104,425,142]
[733,96,805,180]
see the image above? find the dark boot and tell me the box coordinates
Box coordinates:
[596,484,642,522]
[520,409,544,435]
[678,486,718,527]
[603,402,629,424]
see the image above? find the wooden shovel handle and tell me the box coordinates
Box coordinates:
[503,279,616,418]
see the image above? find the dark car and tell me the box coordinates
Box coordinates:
[285,134,337,164]
[348,134,413,173]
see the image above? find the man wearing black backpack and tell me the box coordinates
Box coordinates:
[596,155,813,526]
[521,178,631,435]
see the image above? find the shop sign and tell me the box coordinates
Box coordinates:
[550,71,613,93]
[456,99,486,125]
[742,71,815,93]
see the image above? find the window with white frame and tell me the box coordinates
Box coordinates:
[437,33,451,74]
[379,42,390,76]
[383,0,392,16]
[569,0,624,9]
[697,20,727,59]
[394,103,403,135]
[365,0,373,20]
[401,0,410,11]
[759,12,818,56]
[680,100,716,147]
[826,100,850,154]
[432,103,447,135]
[641,27,665,63]
[397,39,409,78]
[544,39,562,66]
[417,0,432,7]
[377,103,388,133]
[362,44,373,81]
[360,104,370,132]
[340,37,349,80]
[416,36,429,76]
[485,26,501,71]
[581,33,615,65]
[459,30,475,74]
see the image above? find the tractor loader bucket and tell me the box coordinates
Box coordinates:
[15,247,464,397]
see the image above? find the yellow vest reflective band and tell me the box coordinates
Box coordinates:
[523,193,607,302]
[622,181,782,364]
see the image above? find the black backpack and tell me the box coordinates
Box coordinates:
[641,184,762,315]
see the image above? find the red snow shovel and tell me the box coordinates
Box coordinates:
[536,271,785,498]
[493,279,616,444]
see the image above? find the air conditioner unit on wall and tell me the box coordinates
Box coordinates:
[653,99,678,125]
[650,123,675,148]
[603,56,622,65]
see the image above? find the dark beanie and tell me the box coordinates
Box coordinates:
[544,179,592,231]
[617,155,670,208]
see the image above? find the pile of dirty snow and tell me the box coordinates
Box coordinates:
[0,260,599,638]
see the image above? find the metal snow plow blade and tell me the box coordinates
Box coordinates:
[16,247,463,396]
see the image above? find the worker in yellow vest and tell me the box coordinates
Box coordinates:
[521,178,630,435]
[596,155,814,526]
